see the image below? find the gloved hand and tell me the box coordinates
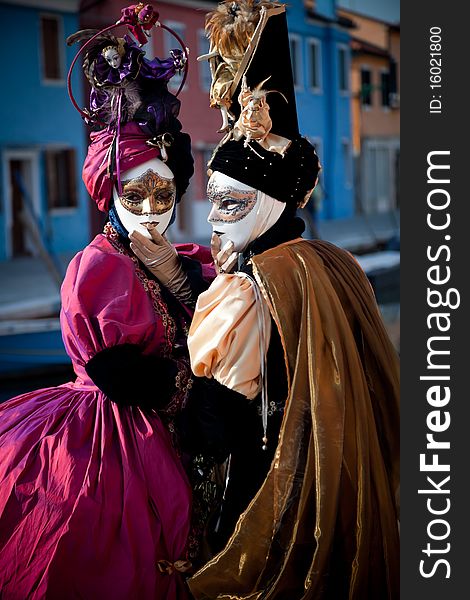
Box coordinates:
[129,225,193,304]
[210,233,239,274]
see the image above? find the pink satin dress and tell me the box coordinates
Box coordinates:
[0,231,207,599]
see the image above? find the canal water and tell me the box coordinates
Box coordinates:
[0,302,400,403]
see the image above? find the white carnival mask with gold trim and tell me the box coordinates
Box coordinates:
[113,158,176,238]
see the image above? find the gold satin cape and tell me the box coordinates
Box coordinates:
[188,239,399,599]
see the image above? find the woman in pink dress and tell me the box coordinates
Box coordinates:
[0,114,211,597]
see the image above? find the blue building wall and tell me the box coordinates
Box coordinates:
[316,0,336,20]
[286,0,354,220]
[0,1,90,261]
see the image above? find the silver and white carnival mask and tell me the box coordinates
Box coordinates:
[113,158,176,238]
[207,171,286,253]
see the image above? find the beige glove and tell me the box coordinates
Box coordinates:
[210,233,239,274]
[129,226,193,305]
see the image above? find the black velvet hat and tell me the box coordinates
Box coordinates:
[228,4,299,140]
[209,136,319,208]
[205,2,321,207]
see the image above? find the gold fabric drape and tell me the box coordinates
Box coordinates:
[188,239,399,599]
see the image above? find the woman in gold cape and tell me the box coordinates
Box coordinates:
[188,236,399,599]
[186,2,399,596]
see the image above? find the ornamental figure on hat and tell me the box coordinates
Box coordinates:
[67,21,187,134]
[198,0,283,131]
[0,5,216,599]
[183,2,400,599]
[228,75,292,155]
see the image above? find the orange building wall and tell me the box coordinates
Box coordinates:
[339,10,389,49]
[354,54,399,138]
[339,9,400,153]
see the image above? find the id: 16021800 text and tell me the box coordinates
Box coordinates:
[429,26,442,114]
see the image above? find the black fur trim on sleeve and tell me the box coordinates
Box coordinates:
[85,344,179,408]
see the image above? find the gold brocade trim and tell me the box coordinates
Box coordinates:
[104,223,177,358]
[161,358,193,417]
[104,224,194,418]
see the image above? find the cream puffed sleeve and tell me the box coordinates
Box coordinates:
[188,273,271,400]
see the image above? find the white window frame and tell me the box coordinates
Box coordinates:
[197,29,212,92]
[2,149,41,258]
[39,13,65,86]
[289,34,303,90]
[163,20,186,93]
[306,37,322,94]
[337,43,350,96]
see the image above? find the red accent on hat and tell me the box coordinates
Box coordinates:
[82,122,160,212]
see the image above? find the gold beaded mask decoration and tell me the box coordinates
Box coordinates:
[120,170,176,215]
